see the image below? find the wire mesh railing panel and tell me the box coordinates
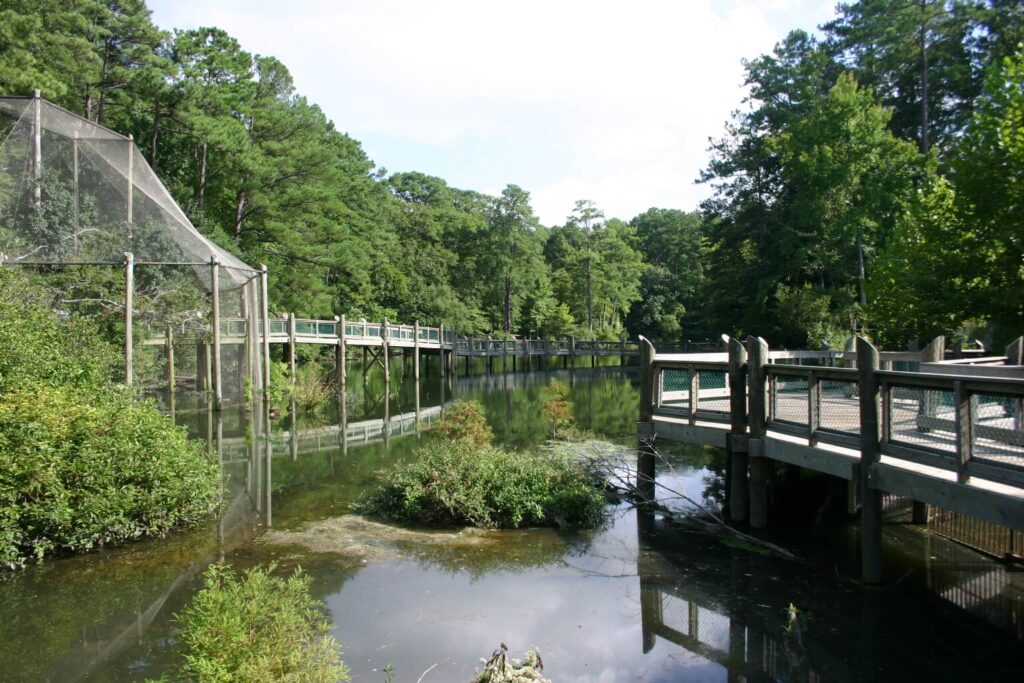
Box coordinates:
[770,374,809,425]
[970,393,1024,469]
[887,385,957,455]
[657,592,694,638]
[660,368,691,410]
[697,370,730,415]
[819,378,860,435]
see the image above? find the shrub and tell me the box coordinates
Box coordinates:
[431,400,494,446]
[362,439,606,529]
[176,563,348,683]
[0,383,220,568]
[0,269,220,568]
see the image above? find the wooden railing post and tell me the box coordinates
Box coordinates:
[439,324,447,378]
[954,380,972,484]
[637,336,657,507]
[858,336,883,583]
[727,336,749,522]
[638,336,656,422]
[1007,336,1023,430]
[746,336,769,528]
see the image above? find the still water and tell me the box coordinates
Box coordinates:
[1,361,1022,681]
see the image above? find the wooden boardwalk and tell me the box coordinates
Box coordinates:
[637,335,1024,582]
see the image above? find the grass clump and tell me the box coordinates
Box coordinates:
[0,270,220,568]
[431,400,494,446]
[175,563,348,683]
[362,439,606,529]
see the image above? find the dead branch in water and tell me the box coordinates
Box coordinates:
[591,437,800,561]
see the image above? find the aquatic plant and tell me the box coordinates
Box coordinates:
[175,563,349,683]
[540,378,591,441]
[473,644,550,683]
[431,400,494,446]
[362,439,606,529]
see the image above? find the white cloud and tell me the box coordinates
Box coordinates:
[148,0,837,224]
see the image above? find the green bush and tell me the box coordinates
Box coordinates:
[362,439,606,529]
[0,269,220,568]
[176,563,348,683]
[431,400,494,446]
[0,383,220,568]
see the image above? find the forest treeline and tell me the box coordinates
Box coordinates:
[1,0,1021,348]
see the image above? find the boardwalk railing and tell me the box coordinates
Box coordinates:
[639,334,1024,583]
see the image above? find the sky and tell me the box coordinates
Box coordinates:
[147,0,838,226]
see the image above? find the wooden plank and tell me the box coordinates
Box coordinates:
[871,462,1024,530]
[650,417,728,448]
[763,433,858,479]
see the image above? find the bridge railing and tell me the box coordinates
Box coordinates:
[653,359,733,425]
[645,338,1024,488]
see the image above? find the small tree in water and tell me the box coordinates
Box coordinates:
[433,400,494,446]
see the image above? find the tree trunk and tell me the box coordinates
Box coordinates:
[503,272,512,335]
[198,142,208,210]
[150,99,160,170]
[586,253,593,334]
[234,189,246,238]
[857,231,868,306]
[919,1,930,155]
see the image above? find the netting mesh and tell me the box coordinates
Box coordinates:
[0,95,264,400]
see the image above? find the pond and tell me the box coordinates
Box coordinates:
[1,362,1022,681]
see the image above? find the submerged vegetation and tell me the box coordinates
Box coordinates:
[173,563,348,682]
[0,271,220,569]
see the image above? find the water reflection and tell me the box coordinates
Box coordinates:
[3,366,1024,681]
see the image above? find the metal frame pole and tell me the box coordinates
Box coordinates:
[124,252,134,385]
[210,256,222,410]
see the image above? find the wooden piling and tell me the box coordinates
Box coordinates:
[335,315,346,391]
[858,336,883,583]
[727,336,749,522]
[287,312,296,384]
[382,318,390,382]
[747,336,769,528]
[414,320,421,382]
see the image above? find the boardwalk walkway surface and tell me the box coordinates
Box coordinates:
[637,335,1024,582]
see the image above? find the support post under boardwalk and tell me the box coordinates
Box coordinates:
[727,336,749,522]
[124,252,134,386]
[858,336,883,583]
[747,336,769,528]
[210,256,222,410]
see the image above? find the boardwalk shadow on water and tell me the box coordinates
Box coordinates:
[1,368,1022,681]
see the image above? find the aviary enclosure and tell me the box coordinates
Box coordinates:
[0,92,269,407]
